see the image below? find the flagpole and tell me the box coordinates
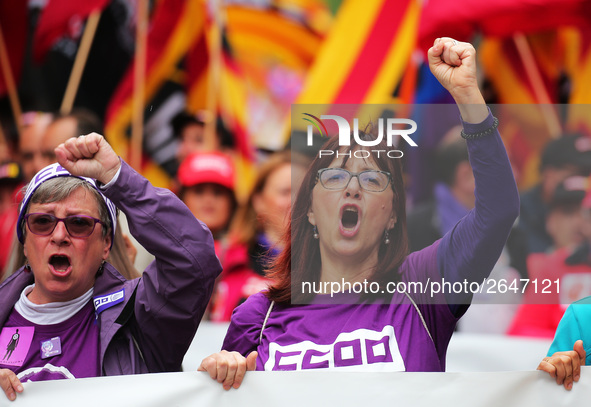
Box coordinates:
[60,10,102,115]
[205,0,222,151]
[513,33,562,138]
[0,21,23,139]
[131,0,149,171]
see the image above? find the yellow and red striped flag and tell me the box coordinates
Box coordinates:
[563,26,591,137]
[479,33,568,189]
[105,0,205,187]
[297,0,421,107]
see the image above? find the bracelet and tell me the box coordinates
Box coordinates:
[460,117,499,139]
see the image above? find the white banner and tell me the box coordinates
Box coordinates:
[7,368,591,407]
[181,323,553,373]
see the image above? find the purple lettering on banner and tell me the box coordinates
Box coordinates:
[302,349,330,369]
[274,351,301,370]
[334,339,362,367]
[366,335,393,364]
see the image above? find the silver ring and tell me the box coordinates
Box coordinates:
[452,40,458,46]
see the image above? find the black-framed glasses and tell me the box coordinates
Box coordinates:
[25,213,104,238]
[316,168,392,192]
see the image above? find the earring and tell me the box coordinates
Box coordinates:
[97,260,106,275]
[313,225,319,239]
[24,261,31,272]
[384,229,390,245]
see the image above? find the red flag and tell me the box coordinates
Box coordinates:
[33,0,110,63]
[0,0,27,97]
[418,0,591,51]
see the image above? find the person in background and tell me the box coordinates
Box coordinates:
[0,134,221,401]
[176,151,250,321]
[407,126,475,252]
[544,177,587,252]
[408,125,527,278]
[406,126,523,334]
[177,151,237,243]
[3,112,55,281]
[18,112,53,183]
[232,151,292,276]
[519,134,591,255]
[0,137,11,164]
[0,163,23,276]
[39,109,102,167]
[509,176,591,338]
[209,151,294,321]
[171,111,209,164]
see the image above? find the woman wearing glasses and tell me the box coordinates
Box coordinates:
[0,134,221,401]
[199,37,519,390]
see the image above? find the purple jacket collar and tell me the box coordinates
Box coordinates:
[0,263,139,372]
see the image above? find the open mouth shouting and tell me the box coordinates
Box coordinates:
[339,204,361,237]
[49,254,72,277]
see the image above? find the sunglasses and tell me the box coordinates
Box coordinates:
[25,213,104,238]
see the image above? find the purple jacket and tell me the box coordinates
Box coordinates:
[0,161,222,375]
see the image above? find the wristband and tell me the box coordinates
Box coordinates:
[461,117,499,139]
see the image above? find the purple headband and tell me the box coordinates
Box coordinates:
[17,163,117,247]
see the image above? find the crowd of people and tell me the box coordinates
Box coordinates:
[0,36,589,400]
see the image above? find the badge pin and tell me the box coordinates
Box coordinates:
[40,337,62,359]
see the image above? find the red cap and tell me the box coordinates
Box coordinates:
[177,151,235,190]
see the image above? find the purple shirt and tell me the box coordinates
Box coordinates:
[225,243,454,372]
[222,111,519,372]
[1,302,99,380]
